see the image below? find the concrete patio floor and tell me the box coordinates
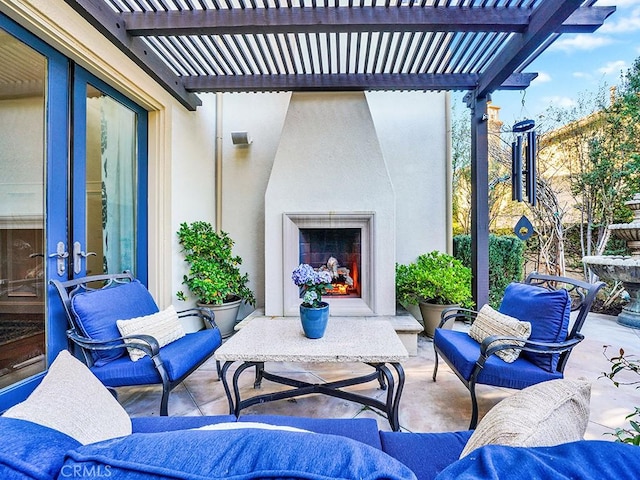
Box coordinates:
[119,312,640,439]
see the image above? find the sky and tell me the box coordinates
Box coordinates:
[463,0,640,129]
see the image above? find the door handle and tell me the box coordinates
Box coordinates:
[48,241,69,276]
[73,241,97,274]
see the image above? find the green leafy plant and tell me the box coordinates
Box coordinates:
[176,221,256,306]
[453,234,524,308]
[396,251,473,307]
[601,346,640,445]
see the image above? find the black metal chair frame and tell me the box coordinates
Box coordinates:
[432,272,605,429]
[50,272,220,416]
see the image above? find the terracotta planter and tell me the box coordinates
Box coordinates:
[419,301,458,338]
[198,298,242,339]
[299,302,330,339]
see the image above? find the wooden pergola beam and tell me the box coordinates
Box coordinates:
[475,0,604,99]
[63,0,201,110]
[122,6,614,37]
[183,72,537,93]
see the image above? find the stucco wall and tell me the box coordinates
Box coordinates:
[214,92,292,318]
[367,91,450,264]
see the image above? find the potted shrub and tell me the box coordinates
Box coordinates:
[396,251,473,337]
[177,221,256,338]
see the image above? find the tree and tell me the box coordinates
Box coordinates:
[451,100,472,234]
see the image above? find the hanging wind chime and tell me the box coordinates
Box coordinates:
[511,119,537,240]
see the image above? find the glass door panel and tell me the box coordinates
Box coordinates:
[0,29,47,388]
[84,85,138,276]
[73,69,146,281]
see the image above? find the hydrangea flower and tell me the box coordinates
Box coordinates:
[292,263,333,308]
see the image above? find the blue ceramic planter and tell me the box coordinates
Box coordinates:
[299,302,330,339]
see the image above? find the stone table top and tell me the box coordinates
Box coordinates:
[214,317,409,363]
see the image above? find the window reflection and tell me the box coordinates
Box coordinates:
[0,29,46,388]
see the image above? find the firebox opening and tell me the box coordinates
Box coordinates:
[299,228,361,298]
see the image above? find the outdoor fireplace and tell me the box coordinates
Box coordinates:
[300,228,361,298]
[264,92,397,317]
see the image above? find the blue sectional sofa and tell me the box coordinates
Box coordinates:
[2,413,640,480]
[2,351,640,479]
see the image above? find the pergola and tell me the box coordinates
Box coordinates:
[65,0,614,306]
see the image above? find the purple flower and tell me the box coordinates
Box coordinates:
[292,263,332,307]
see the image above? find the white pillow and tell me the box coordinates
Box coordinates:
[116,305,185,361]
[2,350,132,445]
[196,422,311,433]
[460,378,591,458]
[468,304,531,363]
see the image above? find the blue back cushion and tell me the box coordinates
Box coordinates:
[0,417,81,479]
[434,441,640,480]
[381,430,472,480]
[71,280,159,366]
[499,282,571,372]
[63,429,418,480]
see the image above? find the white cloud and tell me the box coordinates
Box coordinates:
[573,71,590,79]
[549,34,614,53]
[596,0,640,8]
[532,72,551,84]
[598,60,628,76]
[541,96,576,109]
[599,7,640,34]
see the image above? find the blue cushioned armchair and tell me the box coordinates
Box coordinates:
[432,272,604,429]
[50,272,222,416]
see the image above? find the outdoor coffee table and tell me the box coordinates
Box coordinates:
[214,317,409,431]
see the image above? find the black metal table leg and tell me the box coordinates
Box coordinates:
[219,361,235,415]
[221,360,406,431]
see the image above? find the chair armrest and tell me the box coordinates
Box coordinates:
[177,307,218,330]
[67,329,161,358]
[479,334,585,359]
[438,307,478,329]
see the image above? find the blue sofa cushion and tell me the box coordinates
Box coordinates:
[63,429,418,480]
[434,329,562,389]
[0,417,81,480]
[499,282,571,372]
[91,328,221,385]
[239,414,383,449]
[380,430,472,480]
[435,441,640,480]
[71,280,159,366]
[131,415,237,433]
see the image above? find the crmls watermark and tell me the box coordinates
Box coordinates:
[59,465,112,478]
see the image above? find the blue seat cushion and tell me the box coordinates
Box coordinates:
[239,414,383,449]
[434,329,562,389]
[91,328,221,385]
[63,429,418,480]
[381,430,472,480]
[499,282,571,372]
[0,417,81,480]
[435,441,640,480]
[71,280,159,366]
